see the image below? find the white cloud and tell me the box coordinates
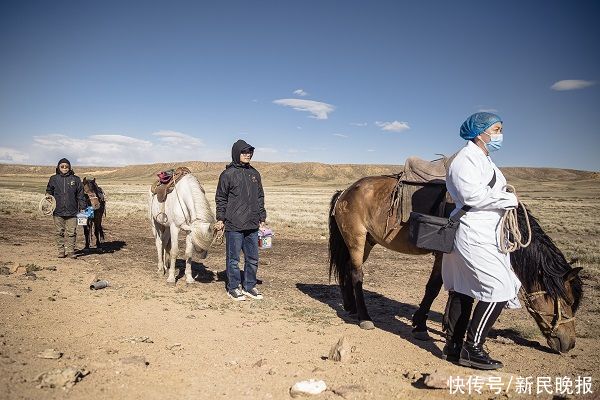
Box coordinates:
[255,147,278,154]
[350,122,367,127]
[0,147,28,163]
[287,148,307,154]
[333,133,348,138]
[367,149,375,152]
[375,120,411,132]
[25,132,222,166]
[293,89,308,97]
[273,98,335,120]
[152,130,203,148]
[550,80,596,91]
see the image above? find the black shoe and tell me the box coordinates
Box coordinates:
[442,341,462,362]
[459,343,503,370]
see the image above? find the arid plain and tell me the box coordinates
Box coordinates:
[0,162,598,399]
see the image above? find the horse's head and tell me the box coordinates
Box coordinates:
[83,177,101,210]
[511,206,584,353]
[189,219,215,256]
[522,264,583,353]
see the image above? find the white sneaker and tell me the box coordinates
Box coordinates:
[242,287,263,300]
[227,288,246,301]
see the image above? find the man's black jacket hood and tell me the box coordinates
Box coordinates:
[56,158,74,175]
[228,140,255,169]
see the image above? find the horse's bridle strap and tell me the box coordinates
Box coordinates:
[522,290,575,336]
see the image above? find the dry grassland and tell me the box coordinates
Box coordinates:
[2,171,598,278]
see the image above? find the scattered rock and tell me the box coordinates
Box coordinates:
[423,371,450,389]
[253,358,267,367]
[37,349,63,359]
[120,336,153,343]
[332,384,365,399]
[290,379,327,397]
[45,266,57,271]
[25,272,37,280]
[186,314,197,319]
[36,367,89,389]
[403,370,422,381]
[166,343,183,351]
[120,356,149,367]
[225,360,239,367]
[493,336,514,345]
[268,368,277,375]
[328,336,351,362]
[0,266,11,275]
[11,265,27,274]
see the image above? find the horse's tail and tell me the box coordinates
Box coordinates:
[328,191,351,294]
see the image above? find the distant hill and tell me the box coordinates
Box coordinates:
[0,162,597,185]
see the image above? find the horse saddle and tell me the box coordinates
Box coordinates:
[403,156,448,184]
[151,167,192,203]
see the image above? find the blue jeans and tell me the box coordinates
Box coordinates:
[225,230,259,292]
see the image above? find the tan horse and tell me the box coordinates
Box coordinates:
[328,175,583,353]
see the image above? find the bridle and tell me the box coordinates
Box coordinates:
[84,184,100,209]
[522,290,575,337]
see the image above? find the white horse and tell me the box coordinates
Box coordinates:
[148,174,215,284]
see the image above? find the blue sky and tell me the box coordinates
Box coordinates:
[0,1,598,170]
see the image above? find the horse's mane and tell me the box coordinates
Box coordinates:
[183,174,213,220]
[182,174,215,250]
[510,206,583,311]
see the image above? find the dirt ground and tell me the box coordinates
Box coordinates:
[0,212,598,400]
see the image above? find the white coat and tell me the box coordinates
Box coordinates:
[442,141,521,307]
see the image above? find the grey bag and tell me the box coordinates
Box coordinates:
[408,171,496,253]
[408,210,463,253]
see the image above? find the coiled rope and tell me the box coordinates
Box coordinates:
[499,185,532,254]
[38,195,56,216]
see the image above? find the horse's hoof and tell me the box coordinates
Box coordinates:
[185,279,195,284]
[166,278,176,285]
[412,329,432,341]
[359,320,375,330]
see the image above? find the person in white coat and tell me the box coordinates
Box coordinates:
[441,112,520,370]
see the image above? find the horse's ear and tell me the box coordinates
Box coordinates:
[92,178,96,182]
[83,177,87,183]
[564,267,583,282]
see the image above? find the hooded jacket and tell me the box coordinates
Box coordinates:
[215,140,266,231]
[45,158,86,217]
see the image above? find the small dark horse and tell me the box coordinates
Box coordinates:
[82,177,106,249]
[329,175,583,353]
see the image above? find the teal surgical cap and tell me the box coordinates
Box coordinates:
[460,112,502,140]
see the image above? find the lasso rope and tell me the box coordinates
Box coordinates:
[499,184,532,254]
[38,195,56,216]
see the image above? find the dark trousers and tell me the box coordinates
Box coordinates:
[444,291,506,346]
[225,230,259,292]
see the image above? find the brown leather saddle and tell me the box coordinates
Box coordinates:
[151,167,191,203]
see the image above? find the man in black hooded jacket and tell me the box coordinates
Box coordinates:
[215,140,266,301]
[46,158,86,258]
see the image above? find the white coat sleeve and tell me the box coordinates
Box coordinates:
[449,154,518,210]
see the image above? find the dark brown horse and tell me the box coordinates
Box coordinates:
[82,177,106,249]
[328,175,583,353]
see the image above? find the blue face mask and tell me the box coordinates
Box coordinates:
[482,133,503,152]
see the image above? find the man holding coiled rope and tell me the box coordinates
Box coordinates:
[45,158,86,259]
